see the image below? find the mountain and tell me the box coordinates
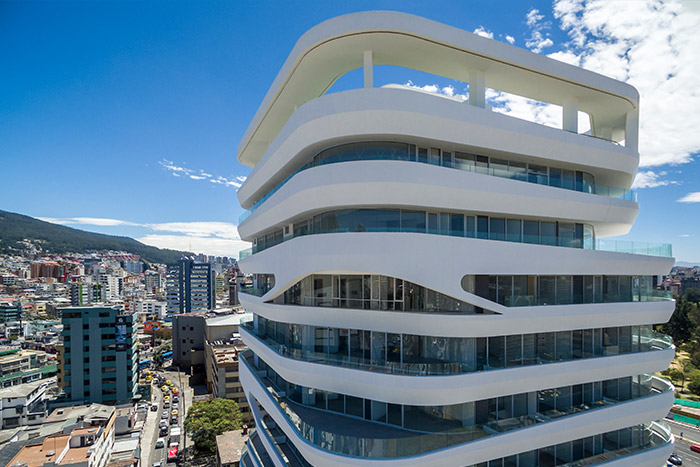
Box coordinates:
[0,209,191,265]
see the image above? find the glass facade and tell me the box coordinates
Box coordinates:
[461,274,671,306]
[271,273,486,314]
[244,316,670,376]
[239,274,275,296]
[240,141,637,224]
[251,208,595,255]
[245,352,669,459]
[471,422,668,467]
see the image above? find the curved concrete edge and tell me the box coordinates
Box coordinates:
[240,355,672,467]
[242,324,674,405]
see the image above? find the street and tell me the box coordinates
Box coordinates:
[142,368,190,467]
[669,418,700,466]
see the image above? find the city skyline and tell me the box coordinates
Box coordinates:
[2,1,699,261]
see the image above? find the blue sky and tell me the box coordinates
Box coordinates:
[1,1,699,261]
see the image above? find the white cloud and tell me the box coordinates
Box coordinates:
[505,35,515,44]
[38,217,139,227]
[680,234,692,238]
[145,221,240,240]
[632,170,674,189]
[678,192,700,203]
[137,235,250,257]
[159,159,247,189]
[550,0,700,167]
[38,216,248,256]
[402,81,467,101]
[473,26,493,39]
[526,8,545,27]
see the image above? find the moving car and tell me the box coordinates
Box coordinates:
[668,453,682,465]
[150,404,158,412]
[171,416,178,425]
[171,409,178,416]
[690,444,700,453]
[167,446,178,463]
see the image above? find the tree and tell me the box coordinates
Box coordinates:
[686,288,700,305]
[664,368,684,385]
[660,296,695,344]
[688,377,700,396]
[184,398,243,454]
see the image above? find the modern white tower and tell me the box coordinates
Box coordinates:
[235,12,676,467]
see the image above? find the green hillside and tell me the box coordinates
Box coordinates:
[0,209,190,265]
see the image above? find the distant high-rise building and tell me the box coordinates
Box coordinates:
[144,270,162,294]
[70,283,109,306]
[57,306,137,405]
[122,260,144,274]
[166,259,215,314]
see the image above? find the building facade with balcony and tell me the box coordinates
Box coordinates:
[235,12,675,467]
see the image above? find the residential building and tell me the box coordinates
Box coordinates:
[57,306,137,405]
[204,332,251,424]
[0,380,47,429]
[235,12,675,466]
[216,430,248,467]
[0,299,21,324]
[70,283,109,306]
[0,348,54,388]
[172,313,206,371]
[143,271,162,294]
[6,411,115,467]
[166,258,215,314]
[133,299,166,321]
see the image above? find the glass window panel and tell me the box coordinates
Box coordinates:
[523,221,539,244]
[506,219,521,242]
[540,222,557,246]
[491,158,509,178]
[509,161,527,181]
[556,331,572,361]
[538,332,555,362]
[558,222,576,248]
[488,336,505,368]
[418,147,428,164]
[528,164,547,185]
[466,216,476,238]
[428,213,439,235]
[477,216,489,239]
[440,213,450,235]
[441,151,453,168]
[450,214,464,237]
[454,152,475,171]
[497,276,512,306]
[538,276,556,305]
[549,168,562,188]
[490,218,506,241]
[506,335,522,367]
[429,148,440,165]
[523,334,537,365]
[556,276,573,305]
[562,169,575,190]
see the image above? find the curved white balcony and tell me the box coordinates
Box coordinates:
[238,160,638,240]
[239,88,638,209]
[238,11,639,168]
[241,352,672,466]
[241,323,673,406]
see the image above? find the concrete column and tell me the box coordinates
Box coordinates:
[562,97,579,132]
[468,70,486,108]
[363,50,373,88]
[625,109,639,152]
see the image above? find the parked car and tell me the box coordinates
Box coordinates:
[156,438,165,449]
[171,416,178,425]
[668,453,682,465]
[161,411,169,419]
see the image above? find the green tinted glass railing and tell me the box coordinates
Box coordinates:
[503,289,672,307]
[239,152,637,224]
[243,353,671,459]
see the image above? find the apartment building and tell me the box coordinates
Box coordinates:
[235,12,675,467]
[57,306,137,405]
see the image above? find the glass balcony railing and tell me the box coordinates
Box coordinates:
[239,153,637,224]
[239,229,672,260]
[479,420,672,467]
[241,320,673,377]
[242,352,672,460]
[503,289,673,307]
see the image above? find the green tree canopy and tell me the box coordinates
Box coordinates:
[686,288,700,304]
[660,296,697,344]
[184,398,243,453]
